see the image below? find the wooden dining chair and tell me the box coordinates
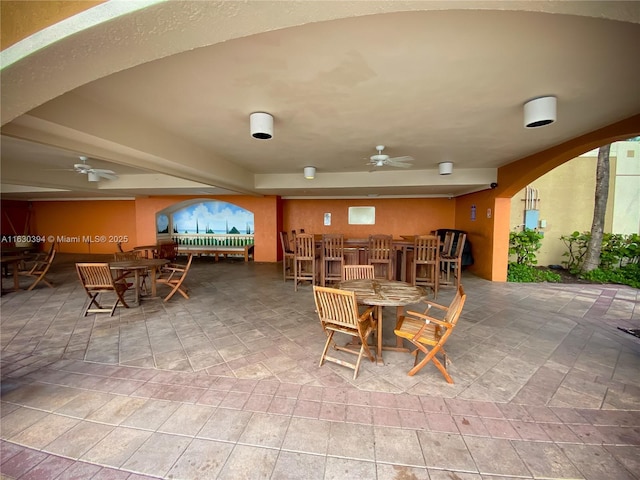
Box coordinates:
[368,234,394,280]
[441,231,454,257]
[157,253,193,302]
[294,233,318,291]
[313,285,377,379]
[440,233,467,289]
[342,265,375,281]
[279,231,295,282]
[19,243,57,291]
[76,263,130,316]
[321,233,344,286]
[412,235,440,298]
[394,285,466,382]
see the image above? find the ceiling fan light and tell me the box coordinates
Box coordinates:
[524,96,556,128]
[250,112,273,139]
[87,172,100,182]
[304,166,316,179]
[439,162,453,175]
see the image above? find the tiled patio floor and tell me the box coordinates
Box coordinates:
[1,253,639,479]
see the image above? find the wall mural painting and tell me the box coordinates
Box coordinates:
[168,201,254,235]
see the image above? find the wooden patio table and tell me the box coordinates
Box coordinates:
[110,258,169,304]
[1,255,25,293]
[337,278,427,365]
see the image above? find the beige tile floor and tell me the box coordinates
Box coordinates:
[1,253,639,479]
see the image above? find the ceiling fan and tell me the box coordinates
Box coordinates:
[74,156,118,182]
[366,145,413,169]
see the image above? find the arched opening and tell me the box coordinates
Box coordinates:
[156,199,254,248]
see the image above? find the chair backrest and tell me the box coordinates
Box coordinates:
[280,231,293,254]
[157,242,178,261]
[313,286,360,329]
[342,265,375,281]
[368,234,392,261]
[443,286,467,329]
[413,235,440,263]
[295,233,315,259]
[441,231,454,256]
[76,263,116,289]
[114,251,141,261]
[322,234,344,259]
[452,233,467,259]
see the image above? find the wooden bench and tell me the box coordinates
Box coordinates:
[178,244,254,262]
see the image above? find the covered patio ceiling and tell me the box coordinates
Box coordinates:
[1,1,639,200]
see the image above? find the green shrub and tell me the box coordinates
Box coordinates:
[560,231,640,288]
[507,263,561,283]
[580,263,640,288]
[509,229,543,266]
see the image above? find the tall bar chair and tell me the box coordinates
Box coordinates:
[294,233,318,291]
[279,231,295,282]
[321,234,344,286]
[412,235,440,298]
[368,234,394,280]
[440,233,467,289]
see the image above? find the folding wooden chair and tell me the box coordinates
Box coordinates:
[394,286,466,382]
[157,253,193,302]
[342,265,374,281]
[19,243,57,291]
[76,263,130,316]
[313,286,377,379]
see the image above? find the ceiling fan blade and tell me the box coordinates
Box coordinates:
[388,156,414,163]
[93,169,118,180]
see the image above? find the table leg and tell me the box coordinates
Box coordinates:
[133,270,141,304]
[376,305,384,365]
[12,262,20,291]
[381,306,411,353]
[150,266,158,297]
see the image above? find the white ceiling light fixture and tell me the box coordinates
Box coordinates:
[524,96,556,128]
[250,112,273,139]
[304,166,316,179]
[439,162,453,175]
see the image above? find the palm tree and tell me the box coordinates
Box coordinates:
[581,143,611,273]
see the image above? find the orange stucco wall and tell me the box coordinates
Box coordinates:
[30,200,136,254]
[282,198,456,240]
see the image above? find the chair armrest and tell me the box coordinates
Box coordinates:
[419,299,449,312]
[404,310,452,329]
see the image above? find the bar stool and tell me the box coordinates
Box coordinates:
[294,233,318,291]
[440,233,466,289]
[412,235,440,298]
[368,234,393,280]
[321,234,344,286]
[280,231,295,281]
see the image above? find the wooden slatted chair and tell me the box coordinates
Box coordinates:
[321,234,344,286]
[280,231,295,282]
[76,263,130,316]
[294,233,318,291]
[19,243,57,291]
[394,286,466,382]
[440,233,466,289]
[368,234,394,280]
[157,253,193,302]
[412,235,440,298]
[313,285,377,379]
[342,265,375,281]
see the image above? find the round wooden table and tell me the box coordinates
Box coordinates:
[337,278,427,364]
[110,258,169,303]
